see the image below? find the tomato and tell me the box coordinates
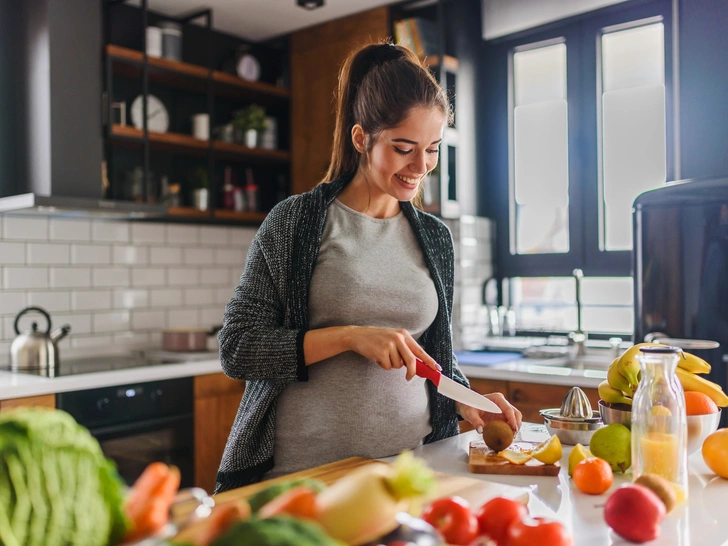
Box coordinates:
[506,516,572,546]
[421,496,479,546]
[475,497,528,545]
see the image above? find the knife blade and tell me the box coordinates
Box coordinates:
[415,359,502,414]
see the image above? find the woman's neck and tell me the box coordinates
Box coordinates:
[337,171,401,219]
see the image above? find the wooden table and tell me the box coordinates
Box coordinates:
[213,456,530,509]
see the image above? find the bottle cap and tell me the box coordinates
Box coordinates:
[639,345,682,354]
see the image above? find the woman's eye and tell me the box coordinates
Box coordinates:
[427,148,440,155]
[394,147,413,155]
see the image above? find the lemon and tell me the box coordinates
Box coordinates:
[499,450,533,465]
[651,405,672,417]
[531,435,562,465]
[568,443,593,477]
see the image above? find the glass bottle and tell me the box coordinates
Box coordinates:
[631,345,688,500]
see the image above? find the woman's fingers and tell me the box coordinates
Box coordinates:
[484,393,521,432]
[395,337,418,381]
[407,338,441,372]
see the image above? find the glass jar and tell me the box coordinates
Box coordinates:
[631,345,688,500]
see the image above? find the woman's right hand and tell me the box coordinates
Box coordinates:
[345,326,441,380]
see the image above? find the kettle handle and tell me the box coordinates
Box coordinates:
[14,307,52,336]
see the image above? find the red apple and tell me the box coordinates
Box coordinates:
[604,484,666,543]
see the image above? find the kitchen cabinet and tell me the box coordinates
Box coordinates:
[0,394,56,410]
[290,7,391,195]
[193,373,246,493]
[465,377,598,424]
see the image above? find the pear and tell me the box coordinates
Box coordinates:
[568,443,593,477]
[590,424,631,473]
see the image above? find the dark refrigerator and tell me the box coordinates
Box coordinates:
[633,177,728,425]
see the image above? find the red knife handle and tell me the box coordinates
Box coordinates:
[415,358,441,386]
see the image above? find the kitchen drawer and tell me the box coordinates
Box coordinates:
[508,382,599,423]
[468,378,508,397]
[0,394,56,410]
[194,373,245,493]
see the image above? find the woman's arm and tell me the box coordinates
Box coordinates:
[219,238,306,382]
[304,326,441,380]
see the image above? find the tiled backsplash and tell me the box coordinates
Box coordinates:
[442,216,494,350]
[0,214,494,364]
[0,216,257,365]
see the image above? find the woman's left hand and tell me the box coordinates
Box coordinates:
[455,393,522,434]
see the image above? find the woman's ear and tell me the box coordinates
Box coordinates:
[351,124,366,154]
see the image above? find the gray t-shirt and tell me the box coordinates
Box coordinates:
[268,199,439,477]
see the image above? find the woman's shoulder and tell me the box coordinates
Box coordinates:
[255,186,325,242]
[412,207,454,246]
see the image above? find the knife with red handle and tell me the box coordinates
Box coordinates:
[415,358,502,413]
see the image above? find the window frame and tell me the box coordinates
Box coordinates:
[481,0,675,282]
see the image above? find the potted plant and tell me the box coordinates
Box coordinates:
[232,104,268,148]
[187,167,209,211]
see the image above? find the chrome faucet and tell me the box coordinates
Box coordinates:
[568,268,587,358]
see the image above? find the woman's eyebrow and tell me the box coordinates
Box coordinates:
[392,138,443,145]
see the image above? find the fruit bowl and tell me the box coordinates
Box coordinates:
[686,410,722,456]
[598,400,632,429]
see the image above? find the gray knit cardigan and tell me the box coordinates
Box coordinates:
[215,175,469,492]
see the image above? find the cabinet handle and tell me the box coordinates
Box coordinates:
[512,388,526,403]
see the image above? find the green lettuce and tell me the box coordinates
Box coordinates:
[0,407,128,546]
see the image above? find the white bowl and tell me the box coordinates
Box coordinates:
[687,410,722,456]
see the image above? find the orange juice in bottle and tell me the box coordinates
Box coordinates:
[631,346,688,501]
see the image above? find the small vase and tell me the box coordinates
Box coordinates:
[193,188,209,211]
[245,129,258,148]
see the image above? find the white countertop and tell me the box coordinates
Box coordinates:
[382,429,728,546]
[0,359,223,400]
[0,354,606,400]
[459,360,607,389]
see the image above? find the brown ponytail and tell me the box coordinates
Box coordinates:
[322,42,452,185]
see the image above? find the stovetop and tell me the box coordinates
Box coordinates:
[2,350,217,378]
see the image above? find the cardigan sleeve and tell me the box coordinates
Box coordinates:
[218,222,308,383]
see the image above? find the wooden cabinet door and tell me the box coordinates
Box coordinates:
[457,378,508,433]
[0,394,55,410]
[290,7,391,195]
[194,373,245,493]
[508,382,600,423]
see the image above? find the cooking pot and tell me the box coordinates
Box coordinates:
[10,306,71,371]
[162,325,222,352]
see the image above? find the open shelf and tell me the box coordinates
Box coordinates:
[423,55,459,72]
[106,44,290,103]
[214,210,268,223]
[168,207,210,218]
[108,125,291,164]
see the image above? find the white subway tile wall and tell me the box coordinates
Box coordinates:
[442,216,495,351]
[0,219,257,364]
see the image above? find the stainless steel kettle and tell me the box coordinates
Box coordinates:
[10,307,71,372]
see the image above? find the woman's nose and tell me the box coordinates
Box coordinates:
[411,151,428,175]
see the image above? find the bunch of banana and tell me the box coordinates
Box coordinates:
[601,342,727,407]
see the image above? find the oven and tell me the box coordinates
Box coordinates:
[57,377,194,487]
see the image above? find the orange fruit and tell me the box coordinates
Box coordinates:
[702,428,728,478]
[573,457,614,494]
[684,391,719,415]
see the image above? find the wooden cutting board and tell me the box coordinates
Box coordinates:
[469,439,561,476]
[212,456,530,510]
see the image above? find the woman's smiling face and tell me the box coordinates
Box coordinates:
[361,106,446,203]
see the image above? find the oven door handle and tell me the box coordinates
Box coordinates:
[89,412,194,439]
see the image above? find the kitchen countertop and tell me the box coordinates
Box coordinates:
[0,359,223,400]
[457,351,607,388]
[381,429,728,545]
[0,351,605,401]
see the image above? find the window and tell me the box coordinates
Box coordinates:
[482,0,674,335]
[600,22,667,251]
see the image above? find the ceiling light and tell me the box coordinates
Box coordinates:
[297,0,324,9]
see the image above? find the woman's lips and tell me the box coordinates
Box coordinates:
[395,174,421,187]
